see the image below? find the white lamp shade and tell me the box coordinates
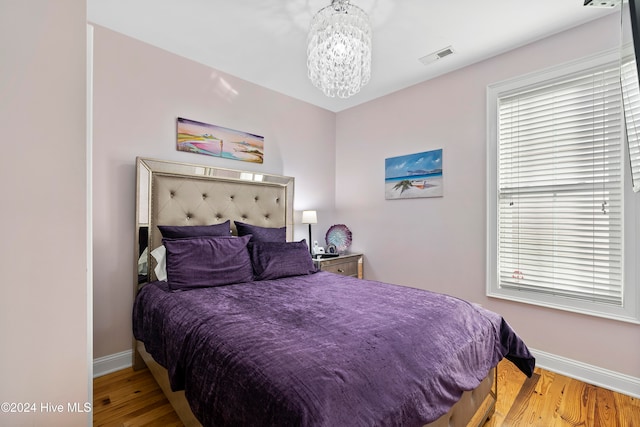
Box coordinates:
[301,210,318,224]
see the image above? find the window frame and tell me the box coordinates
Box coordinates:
[486,48,640,323]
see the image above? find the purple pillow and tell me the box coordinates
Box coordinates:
[250,240,317,280]
[235,221,286,243]
[158,220,230,238]
[163,235,253,290]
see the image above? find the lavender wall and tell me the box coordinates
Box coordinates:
[336,13,640,379]
[92,25,337,359]
[0,1,89,425]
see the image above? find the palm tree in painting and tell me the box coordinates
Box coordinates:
[393,180,413,194]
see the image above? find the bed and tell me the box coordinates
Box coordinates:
[133,157,535,427]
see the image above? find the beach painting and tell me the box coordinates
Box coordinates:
[177,117,264,164]
[385,149,443,200]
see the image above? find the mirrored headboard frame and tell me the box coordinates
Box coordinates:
[135,157,294,285]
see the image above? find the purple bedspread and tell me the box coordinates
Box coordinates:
[133,271,534,427]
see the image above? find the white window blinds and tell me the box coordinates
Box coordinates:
[497,65,623,305]
[620,59,640,192]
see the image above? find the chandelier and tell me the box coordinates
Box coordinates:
[307,0,372,99]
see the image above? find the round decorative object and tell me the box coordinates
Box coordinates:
[327,244,337,254]
[325,224,352,253]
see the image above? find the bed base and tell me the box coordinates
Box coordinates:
[136,341,496,427]
[137,342,202,426]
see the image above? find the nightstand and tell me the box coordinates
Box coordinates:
[313,253,363,279]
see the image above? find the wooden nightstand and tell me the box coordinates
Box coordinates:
[313,253,363,279]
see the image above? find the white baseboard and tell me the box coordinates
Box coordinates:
[530,348,640,399]
[93,349,132,378]
[92,348,640,398]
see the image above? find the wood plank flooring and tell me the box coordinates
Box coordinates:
[485,360,640,427]
[93,367,183,426]
[94,359,640,426]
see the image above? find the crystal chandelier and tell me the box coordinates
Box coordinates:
[307,0,372,99]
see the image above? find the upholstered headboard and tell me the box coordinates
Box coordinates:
[135,157,294,283]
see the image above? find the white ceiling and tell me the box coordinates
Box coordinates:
[87,0,618,112]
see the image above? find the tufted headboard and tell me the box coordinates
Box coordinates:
[135,157,294,283]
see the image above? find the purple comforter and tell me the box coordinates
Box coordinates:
[133,271,534,427]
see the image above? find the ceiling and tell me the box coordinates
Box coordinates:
[87,0,619,112]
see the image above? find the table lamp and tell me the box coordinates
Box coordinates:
[301,210,317,254]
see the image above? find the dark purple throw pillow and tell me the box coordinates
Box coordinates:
[235,221,286,243]
[163,235,253,290]
[158,220,231,238]
[250,240,317,280]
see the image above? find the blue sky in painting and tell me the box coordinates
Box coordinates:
[385,149,443,179]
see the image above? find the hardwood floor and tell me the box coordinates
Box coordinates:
[93,359,640,426]
[486,361,640,427]
[93,367,182,426]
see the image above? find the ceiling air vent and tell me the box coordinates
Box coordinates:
[419,46,454,66]
[583,0,621,7]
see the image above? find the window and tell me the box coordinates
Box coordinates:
[621,59,640,191]
[487,51,640,322]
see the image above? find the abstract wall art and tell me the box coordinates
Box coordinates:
[177,117,264,164]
